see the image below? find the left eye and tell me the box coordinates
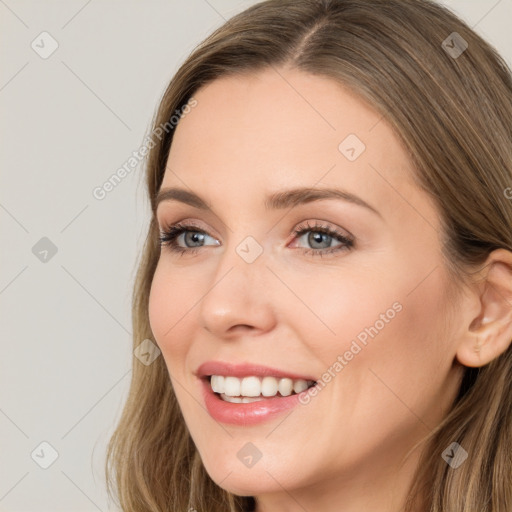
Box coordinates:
[158,220,354,257]
[289,220,354,256]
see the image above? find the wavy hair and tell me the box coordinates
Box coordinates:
[106,1,512,510]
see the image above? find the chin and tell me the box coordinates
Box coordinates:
[207,469,282,497]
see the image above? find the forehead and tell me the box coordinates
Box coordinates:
[169,68,385,164]
[161,67,426,221]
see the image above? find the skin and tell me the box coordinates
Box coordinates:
[147,67,510,512]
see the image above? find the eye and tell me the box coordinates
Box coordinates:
[158,220,354,257]
[289,220,354,257]
[158,221,219,256]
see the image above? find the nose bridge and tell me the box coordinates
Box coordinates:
[214,226,270,289]
[197,233,275,335]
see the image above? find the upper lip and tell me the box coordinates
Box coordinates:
[196,361,317,382]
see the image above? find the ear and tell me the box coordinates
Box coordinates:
[456,248,512,368]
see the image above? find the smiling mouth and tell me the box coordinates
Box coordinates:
[208,375,317,403]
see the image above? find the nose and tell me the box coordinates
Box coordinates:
[197,240,277,339]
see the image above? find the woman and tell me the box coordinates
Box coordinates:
[106,0,512,510]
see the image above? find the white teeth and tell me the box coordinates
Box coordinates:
[209,375,315,399]
[261,376,278,397]
[293,379,309,393]
[278,378,293,396]
[224,376,241,397]
[240,376,261,397]
[211,375,224,393]
[220,394,266,403]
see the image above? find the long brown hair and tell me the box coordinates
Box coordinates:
[106,1,512,510]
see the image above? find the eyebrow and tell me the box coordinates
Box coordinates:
[155,186,382,217]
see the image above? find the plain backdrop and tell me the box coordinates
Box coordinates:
[1,1,511,510]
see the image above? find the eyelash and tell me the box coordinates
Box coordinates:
[158,220,354,258]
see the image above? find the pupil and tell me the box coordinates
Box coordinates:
[187,232,204,246]
[310,231,329,248]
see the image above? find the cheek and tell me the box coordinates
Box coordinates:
[148,262,196,362]
[292,267,454,465]
[345,265,456,419]
[283,266,402,367]
[291,260,453,395]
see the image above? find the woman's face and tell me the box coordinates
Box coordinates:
[148,68,466,506]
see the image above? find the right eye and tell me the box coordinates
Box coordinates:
[159,222,220,255]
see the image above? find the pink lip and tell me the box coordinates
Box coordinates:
[195,361,317,381]
[200,378,313,426]
[196,361,317,426]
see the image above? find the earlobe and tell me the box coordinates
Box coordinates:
[456,249,512,368]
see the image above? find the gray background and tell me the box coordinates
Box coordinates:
[1,1,511,510]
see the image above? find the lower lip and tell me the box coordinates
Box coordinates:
[200,378,312,426]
